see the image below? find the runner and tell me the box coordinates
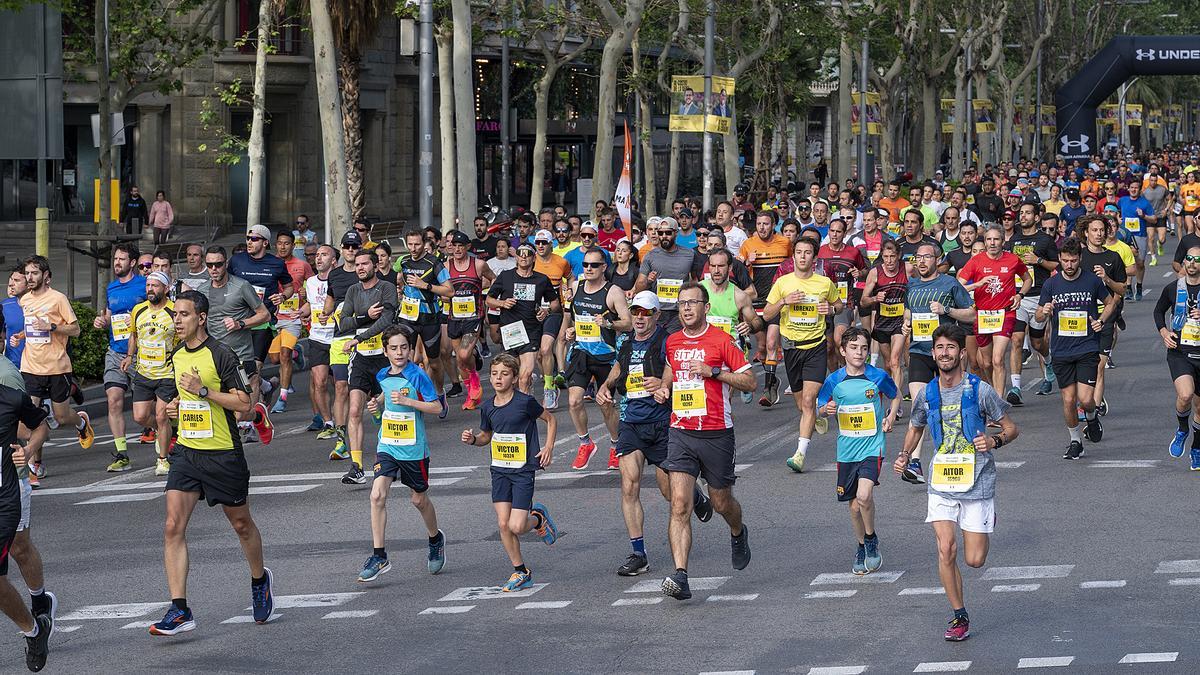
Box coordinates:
[1181,171,1200,236]
[3,270,25,370]
[178,244,208,292]
[894,324,1017,642]
[1005,202,1058,402]
[152,290,275,635]
[701,248,762,357]
[301,245,338,436]
[1116,181,1156,301]
[1096,215,1135,414]
[739,210,791,397]
[860,240,908,421]
[818,218,868,371]
[765,239,842,473]
[460,353,559,591]
[1156,244,1200,469]
[326,232,367,458]
[268,230,313,414]
[486,244,560,393]
[532,229,574,410]
[817,327,900,574]
[358,325,446,582]
[956,225,1031,399]
[564,248,632,470]
[93,243,147,472]
[446,231,496,411]
[635,217,704,334]
[1034,237,1112,460]
[125,272,178,476]
[657,282,757,600]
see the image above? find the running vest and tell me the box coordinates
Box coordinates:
[448,256,484,320]
[874,263,908,330]
[615,326,668,396]
[571,280,616,357]
[925,374,985,452]
[1171,277,1192,332]
[701,279,741,339]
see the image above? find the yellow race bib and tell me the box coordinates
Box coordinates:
[276,295,301,319]
[1182,319,1200,347]
[111,312,133,341]
[836,282,849,302]
[657,279,683,304]
[381,411,416,446]
[139,340,167,367]
[625,364,649,399]
[179,400,214,439]
[575,317,602,343]
[930,453,976,492]
[1057,310,1088,338]
[490,432,528,468]
[911,312,939,342]
[356,329,383,356]
[788,300,819,325]
[672,379,707,418]
[837,403,877,438]
[399,296,421,322]
[708,315,737,337]
[452,296,477,319]
[879,302,904,318]
[977,309,1005,334]
[1123,216,1142,233]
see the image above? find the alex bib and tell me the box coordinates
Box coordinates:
[672,379,707,418]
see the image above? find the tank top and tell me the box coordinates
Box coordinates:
[571,280,617,357]
[448,256,484,320]
[701,279,741,340]
[873,263,908,332]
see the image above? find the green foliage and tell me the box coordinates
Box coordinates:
[68,302,107,382]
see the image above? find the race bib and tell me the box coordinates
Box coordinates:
[490,432,528,468]
[1182,319,1200,347]
[111,312,133,341]
[625,364,649,399]
[24,318,50,345]
[879,302,904,318]
[399,296,421,322]
[912,311,939,342]
[672,378,707,418]
[575,316,602,343]
[709,315,737,337]
[253,285,266,302]
[866,248,881,262]
[179,400,214,439]
[139,340,167,367]
[656,278,683,304]
[451,296,477,319]
[837,402,877,438]
[381,411,416,446]
[1175,202,1185,215]
[513,283,536,302]
[1187,195,1199,209]
[276,294,300,320]
[886,221,902,235]
[930,453,976,493]
[356,328,383,356]
[501,321,530,350]
[837,281,849,302]
[977,309,1005,334]
[1058,310,1088,338]
[788,298,819,325]
[1123,216,1142,233]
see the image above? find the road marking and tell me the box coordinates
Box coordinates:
[1155,559,1200,574]
[914,662,971,673]
[812,463,838,472]
[626,576,729,593]
[120,620,159,629]
[515,600,573,610]
[540,471,609,480]
[252,592,364,609]
[221,614,281,624]
[707,594,759,602]
[322,610,379,619]
[425,477,465,487]
[419,605,474,615]
[248,484,320,495]
[1079,580,1126,589]
[994,461,1025,469]
[1016,656,1074,668]
[734,463,753,472]
[804,590,857,599]
[1087,460,1158,469]
[74,492,162,505]
[700,671,754,675]
[810,571,904,585]
[808,667,867,675]
[898,587,943,596]
[741,426,794,454]
[1166,577,1200,586]
[59,602,169,621]
[1118,652,1177,664]
[612,597,664,606]
[980,565,1072,581]
[56,625,80,633]
[991,584,1040,592]
[439,584,547,601]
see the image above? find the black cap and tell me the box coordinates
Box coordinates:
[679,207,694,218]
[341,230,363,247]
[449,230,471,246]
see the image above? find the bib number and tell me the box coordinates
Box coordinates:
[1175,202,1185,215]
[879,302,904,318]
[912,312,939,342]
[451,296,477,319]
[836,281,848,302]
[140,340,167,367]
[672,378,707,418]
[111,313,133,340]
[501,321,530,350]
[709,315,737,337]
[930,453,976,492]
[1182,319,1200,347]
[1058,310,1088,338]
[25,318,49,345]
[1123,216,1142,233]
[399,297,421,322]
[788,299,819,325]
[837,402,877,438]
[574,317,602,343]
[978,309,1005,334]
[356,328,383,356]
[657,279,683,305]
[179,400,214,439]
[381,411,417,446]
[490,432,528,468]
[276,295,300,320]
[625,364,649,399]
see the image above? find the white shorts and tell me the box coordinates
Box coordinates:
[1015,295,1046,330]
[925,492,995,534]
[17,478,31,532]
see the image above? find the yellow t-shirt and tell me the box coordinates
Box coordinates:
[131,300,177,380]
[766,272,840,348]
[1105,240,1135,269]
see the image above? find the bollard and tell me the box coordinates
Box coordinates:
[35,207,50,257]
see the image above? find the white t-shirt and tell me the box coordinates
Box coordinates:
[305,275,334,344]
[722,225,749,254]
[487,256,517,277]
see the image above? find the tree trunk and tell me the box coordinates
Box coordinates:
[665,131,680,207]
[450,0,478,224]
[246,0,272,227]
[309,0,354,239]
[591,33,632,219]
[436,31,457,230]
[339,53,365,219]
[997,85,1014,165]
[1020,78,1033,161]
[640,92,657,216]
[530,64,558,214]
[95,0,113,307]
[921,80,937,179]
[722,117,739,197]
[836,37,853,183]
[976,76,992,167]
[951,57,966,177]
[878,91,895,180]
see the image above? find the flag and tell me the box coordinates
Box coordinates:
[614,120,633,238]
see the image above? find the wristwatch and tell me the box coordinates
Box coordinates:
[198,386,209,399]
[237,319,246,330]
[49,323,57,333]
[710,366,721,379]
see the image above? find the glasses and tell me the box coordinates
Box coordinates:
[1186,255,1200,263]
[581,233,595,239]
[631,229,643,236]
[582,261,604,269]
[342,244,359,250]
[295,220,307,225]
[246,235,265,242]
[516,250,535,257]
[205,261,226,268]
[678,299,705,307]
[913,253,937,260]
[658,230,674,236]
[631,307,655,317]
[554,229,570,234]
[139,262,154,269]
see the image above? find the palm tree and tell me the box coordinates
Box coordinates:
[329,0,387,219]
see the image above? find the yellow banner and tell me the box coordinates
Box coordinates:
[1126,104,1144,126]
[973,99,995,133]
[669,75,735,134]
[1098,104,1120,127]
[852,92,882,135]
[93,179,120,223]
[940,99,957,134]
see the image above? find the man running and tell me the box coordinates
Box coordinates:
[894,324,1017,642]
[635,217,704,334]
[125,272,178,476]
[957,225,1031,399]
[446,231,495,411]
[395,229,453,418]
[1117,181,1156,301]
[94,243,147,472]
[1079,215,1129,417]
[658,282,757,600]
[532,229,574,409]
[1006,202,1059,402]
[268,231,312,414]
[1157,244,1200,469]
[487,244,560,393]
[818,218,868,371]
[326,232,367,457]
[152,290,274,635]
[739,210,791,398]
[178,244,208,293]
[302,245,338,435]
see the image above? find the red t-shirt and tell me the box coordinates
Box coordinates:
[818,244,867,299]
[597,227,625,253]
[958,251,1027,311]
[666,325,751,431]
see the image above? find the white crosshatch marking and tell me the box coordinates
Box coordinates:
[438,584,547,601]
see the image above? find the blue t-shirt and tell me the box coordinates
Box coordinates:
[564,246,611,278]
[904,274,974,356]
[375,362,439,461]
[1117,195,1154,238]
[1038,270,1108,358]
[480,391,545,473]
[105,275,147,354]
[817,365,898,463]
[228,251,292,318]
[1,297,23,367]
[616,329,670,425]
[1060,204,1087,235]
[675,231,698,250]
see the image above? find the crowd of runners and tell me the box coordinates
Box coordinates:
[1,146,1199,668]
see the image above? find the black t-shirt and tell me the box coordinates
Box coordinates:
[1080,247,1127,320]
[488,269,559,328]
[606,262,640,292]
[974,193,1004,223]
[1155,281,1200,359]
[0,384,48,510]
[471,236,499,261]
[1005,230,1058,294]
[897,236,940,263]
[1174,233,1200,268]
[944,247,973,274]
[326,266,359,305]
[377,268,399,287]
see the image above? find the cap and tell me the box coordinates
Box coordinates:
[1003,209,1017,219]
[534,229,553,243]
[678,207,694,218]
[935,169,944,176]
[247,224,271,241]
[1008,169,1019,177]
[645,216,662,230]
[341,230,363,247]
[517,242,536,254]
[580,221,598,234]
[876,207,890,218]
[146,271,171,288]
[1030,170,1041,177]
[796,201,812,209]
[630,290,660,311]
[658,216,680,231]
[449,230,471,246]
[1066,188,1081,200]
[1103,204,1120,212]
[1008,188,1023,197]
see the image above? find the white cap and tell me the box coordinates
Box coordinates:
[630,290,660,311]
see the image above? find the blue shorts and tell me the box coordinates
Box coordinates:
[373,454,430,493]
[836,456,882,502]
[491,469,535,511]
[615,421,669,466]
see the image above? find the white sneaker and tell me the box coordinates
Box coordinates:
[155,457,170,476]
[543,388,559,410]
[783,385,793,395]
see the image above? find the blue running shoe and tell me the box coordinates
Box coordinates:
[270,397,287,414]
[864,536,882,573]
[428,530,446,574]
[1192,449,1200,471]
[852,545,867,575]
[531,502,558,545]
[1171,430,1188,458]
[306,415,325,432]
[251,567,275,624]
[438,394,448,420]
[149,606,195,636]
[358,555,391,582]
[1036,379,1052,396]
[502,569,532,592]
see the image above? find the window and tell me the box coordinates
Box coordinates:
[237,0,302,56]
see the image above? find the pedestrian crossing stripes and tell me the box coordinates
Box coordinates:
[1117,652,1177,664]
[913,662,971,673]
[1079,580,1126,588]
[612,597,662,606]
[810,571,904,585]
[1016,656,1074,668]
[807,666,867,675]
[322,610,379,619]
[706,594,759,602]
[438,584,546,601]
[515,600,573,610]
[626,576,729,593]
[419,605,473,615]
[804,590,857,599]
[1154,559,1200,574]
[991,584,1040,592]
[980,565,1073,580]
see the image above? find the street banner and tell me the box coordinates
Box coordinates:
[1013,105,1027,134]
[1040,105,1056,134]
[1148,109,1162,130]
[940,99,957,133]
[1126,104,1143,126]
[851,92,881,135]
[1098,104,1119,127]
[668,75,735,134]
[613,120,633,236]
[973,99,995,133]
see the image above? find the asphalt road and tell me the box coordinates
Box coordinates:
[10,255,1200,674]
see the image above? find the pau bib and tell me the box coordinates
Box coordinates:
[1057,310,1088,338]
[837,403,877,438]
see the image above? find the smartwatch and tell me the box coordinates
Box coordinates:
[710,366,721,379]
[198,386,209,399]
[237,319,246,330]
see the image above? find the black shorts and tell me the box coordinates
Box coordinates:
[486,310,501,326]
[908,352,937,384]
[543,312,564,338]
[349,353,388,395]
[447,318,481,341]
[957,319,976,337]
[307,340,331,368]
[871,328,902,346]
[21,372,73,404]
[251,329,271,363]
[615,420,669,466]
[784,342,828,387]
[1168,350,1200,383]
[1099,320,1117,356]
[837,456,882,502]
[504,326,543,356]
[565,350,615,389]
[400,321,443,359]
[132,372,177,403]
[491,469,535,511]
[1053,352,1099,387]
[374,454,430,493]
[165,446,251,507]
[662,429,737,489]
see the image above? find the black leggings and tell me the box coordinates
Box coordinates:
[153,228,170,245]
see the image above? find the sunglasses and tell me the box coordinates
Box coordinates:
[658,230,674,236]
[631,307,655,317]
[295,220,307,225]
[139,262,154,269]
[581,233,595,238]
[582,261,604,269]
[354,227,369,233]
[1186,255,1200,263]
[342,244,359,250]
[516,250,535,257]
[246,235,265,242]
[554,229,570,234]
[205,261,226,268]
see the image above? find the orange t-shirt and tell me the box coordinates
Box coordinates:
[19,288,77,375]
[878,197,911,224]
[1181,183,1200,211]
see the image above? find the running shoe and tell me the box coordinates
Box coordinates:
[464,374,483,411]
[606,447,619,470]
[1124,288,1133,301]
[1063,440,1084,460]
[785,453,805,473]
[24,613,50,671]
[1192,449,1200,471]
[293,344,307,371]
[740,390,753,404]
[543,387,559,411]
[316,425,339,441]
[251,567,275,624]
[852,545,867,575]
[1149,253,1158,267]
[944,615,970,642]
[661,570,692,600]
[1135,287,1143,302]
[139,427,156,444]
[77,411,94,449]
[241,425,258,445]
[571,440,597,470]
[864,536,882,573]
[438,394,448,420]
[306,416,326,432]
[552,373,567,390]
[446,382,464,398]
[1006,387,1023,406]
[1098,398,1109,415]
[270,397,287,414]
[428,529,446,574]
[1036,379,1052,396]
[26,473,39,489]
[693,489,714,523]
[1084,417,1103,443]
[1022,348,1032,365]
[41,402,57,430]
[341,464,367,485]
[502,570,533,592]
[901,459,925,484]
[329,443,350,461]
[30,591,56,631]
[358,554,391,582]
[148,606,195,636]
[759,374,779,407]
[618,553,649,577]
[731,524,751,570]
[531,502,558,545]
[815,417,829,435]
[480,341,491,358]
[1170,430,1188,458]
[155,457,171,476]
[105,453,131,473]
[783,385,792,395]
[1158,241,1165,256]
[252,402,274,444]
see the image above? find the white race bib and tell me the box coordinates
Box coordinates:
[1182,319,1200,347]
[837,402,877,438]
[24,318,50,345]
[501,321,530,350]
[930,453,976,493]
[490,432,528,468]
[110,312,133,341]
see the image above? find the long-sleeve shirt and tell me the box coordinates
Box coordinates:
[336,280,397,342]
[148,200,174,229]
